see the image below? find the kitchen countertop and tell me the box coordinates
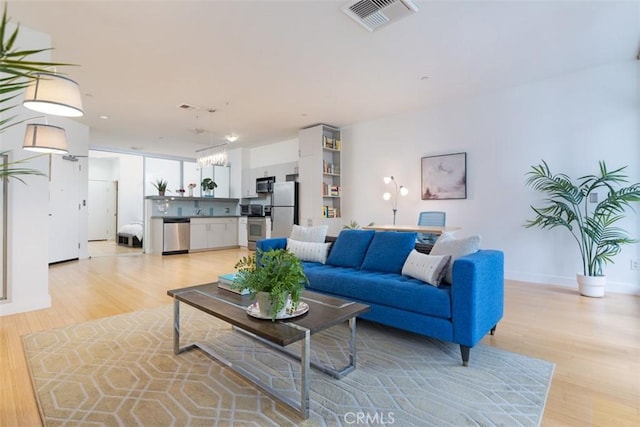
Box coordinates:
[150,215,240,219]
[146,196,240,202]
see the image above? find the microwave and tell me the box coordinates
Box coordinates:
[249,204,264,216]
[256,176,276,193]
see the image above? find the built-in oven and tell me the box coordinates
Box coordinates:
[247,217,267,250]
[256,176,276,194]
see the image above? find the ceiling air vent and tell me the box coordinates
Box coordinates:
[178,103,201,111]
[342,0,418,32]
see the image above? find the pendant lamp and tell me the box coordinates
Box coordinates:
[22,123,68,154]
[22,73,84,117]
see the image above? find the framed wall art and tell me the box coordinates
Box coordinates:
[421,152,467,200]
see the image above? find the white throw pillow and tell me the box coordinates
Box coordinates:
[290,225,329,243]
[287,238,331,264]
[430,234,481,284]
[401,250,451,287]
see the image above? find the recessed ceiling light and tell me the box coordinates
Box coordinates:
[99,115,109,119]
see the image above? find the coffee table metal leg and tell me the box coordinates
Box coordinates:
[173,298,196,354]
[172,299,311,419]
[301,329,310,419]
[233,316,358,379]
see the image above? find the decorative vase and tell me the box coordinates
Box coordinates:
[577,274,606,298]
[256,291,291,319]
[188,188,193,197]
[158,190,165,196]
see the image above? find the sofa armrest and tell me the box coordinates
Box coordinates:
[450,249,504,347]
[256,237,287,252]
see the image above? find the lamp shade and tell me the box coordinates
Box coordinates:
[23,123,68,154]
[22,73,84,117]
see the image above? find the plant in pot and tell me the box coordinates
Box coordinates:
[233,248,308,320]
[525,160,640,297]
[201,178,217,197]
[152,179,168,196]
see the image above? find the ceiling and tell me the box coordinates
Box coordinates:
[7,1,639,158]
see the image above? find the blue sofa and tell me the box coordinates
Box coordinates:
[257,229,504,366]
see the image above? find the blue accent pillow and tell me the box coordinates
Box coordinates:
[326,229,375,269]
[360,231,418,274]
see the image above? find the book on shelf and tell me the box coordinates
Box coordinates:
[322,183,341,197]
[323,161,340,175]
[322,135,341,151]
[217,273,250,295]
[322,205,339,218]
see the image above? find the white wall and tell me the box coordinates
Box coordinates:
[342,61,639,294]
[89,152,144,232]
[250,138,299,167]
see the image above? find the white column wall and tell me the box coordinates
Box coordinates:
[0,24,89,315]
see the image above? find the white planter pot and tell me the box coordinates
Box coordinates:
[256,291,291,318]
[576,274,606,298]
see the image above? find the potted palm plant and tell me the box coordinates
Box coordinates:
[525,160,640,297]
[233,248,308,320]
[152,179,168,196]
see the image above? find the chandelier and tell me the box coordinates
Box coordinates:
[196,143,228,168]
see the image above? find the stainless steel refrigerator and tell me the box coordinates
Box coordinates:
[270,182,298,238]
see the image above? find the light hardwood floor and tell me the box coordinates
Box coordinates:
[1,248,639,426]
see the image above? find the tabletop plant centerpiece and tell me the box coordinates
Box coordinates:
[233,248,308,320]
[525,160,640,297]
[201,178,217,197]
[152,179,168,196]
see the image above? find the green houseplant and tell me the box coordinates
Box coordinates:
[201,177,217,196]
[233,248,308,320]
[152,179,168,196]
[525,160,640,297]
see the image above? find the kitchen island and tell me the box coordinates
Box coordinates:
[144,196,240,254]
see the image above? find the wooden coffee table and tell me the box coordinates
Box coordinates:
[167,283,370,419]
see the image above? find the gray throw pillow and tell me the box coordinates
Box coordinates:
[430,234,481,284]
[290,225,328,243]
[401,250,451,287]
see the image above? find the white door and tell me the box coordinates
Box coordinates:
[88,180,112,241]
[49,156,79,263]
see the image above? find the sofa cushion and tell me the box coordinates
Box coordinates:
[303,263,452,319]
[401,250,450,287]
[326,229,375,269]
[287,238,331,264]
[430,234,481,284]
[290,225,328,243]
[360,231,417,274]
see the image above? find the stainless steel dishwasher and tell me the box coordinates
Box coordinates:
[162,217,190,255]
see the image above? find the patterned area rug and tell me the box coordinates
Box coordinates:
[23,304,553,426]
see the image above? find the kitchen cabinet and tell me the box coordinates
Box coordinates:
[238,216,248,247]
[241,168,258,198]
[190,217,238,251]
